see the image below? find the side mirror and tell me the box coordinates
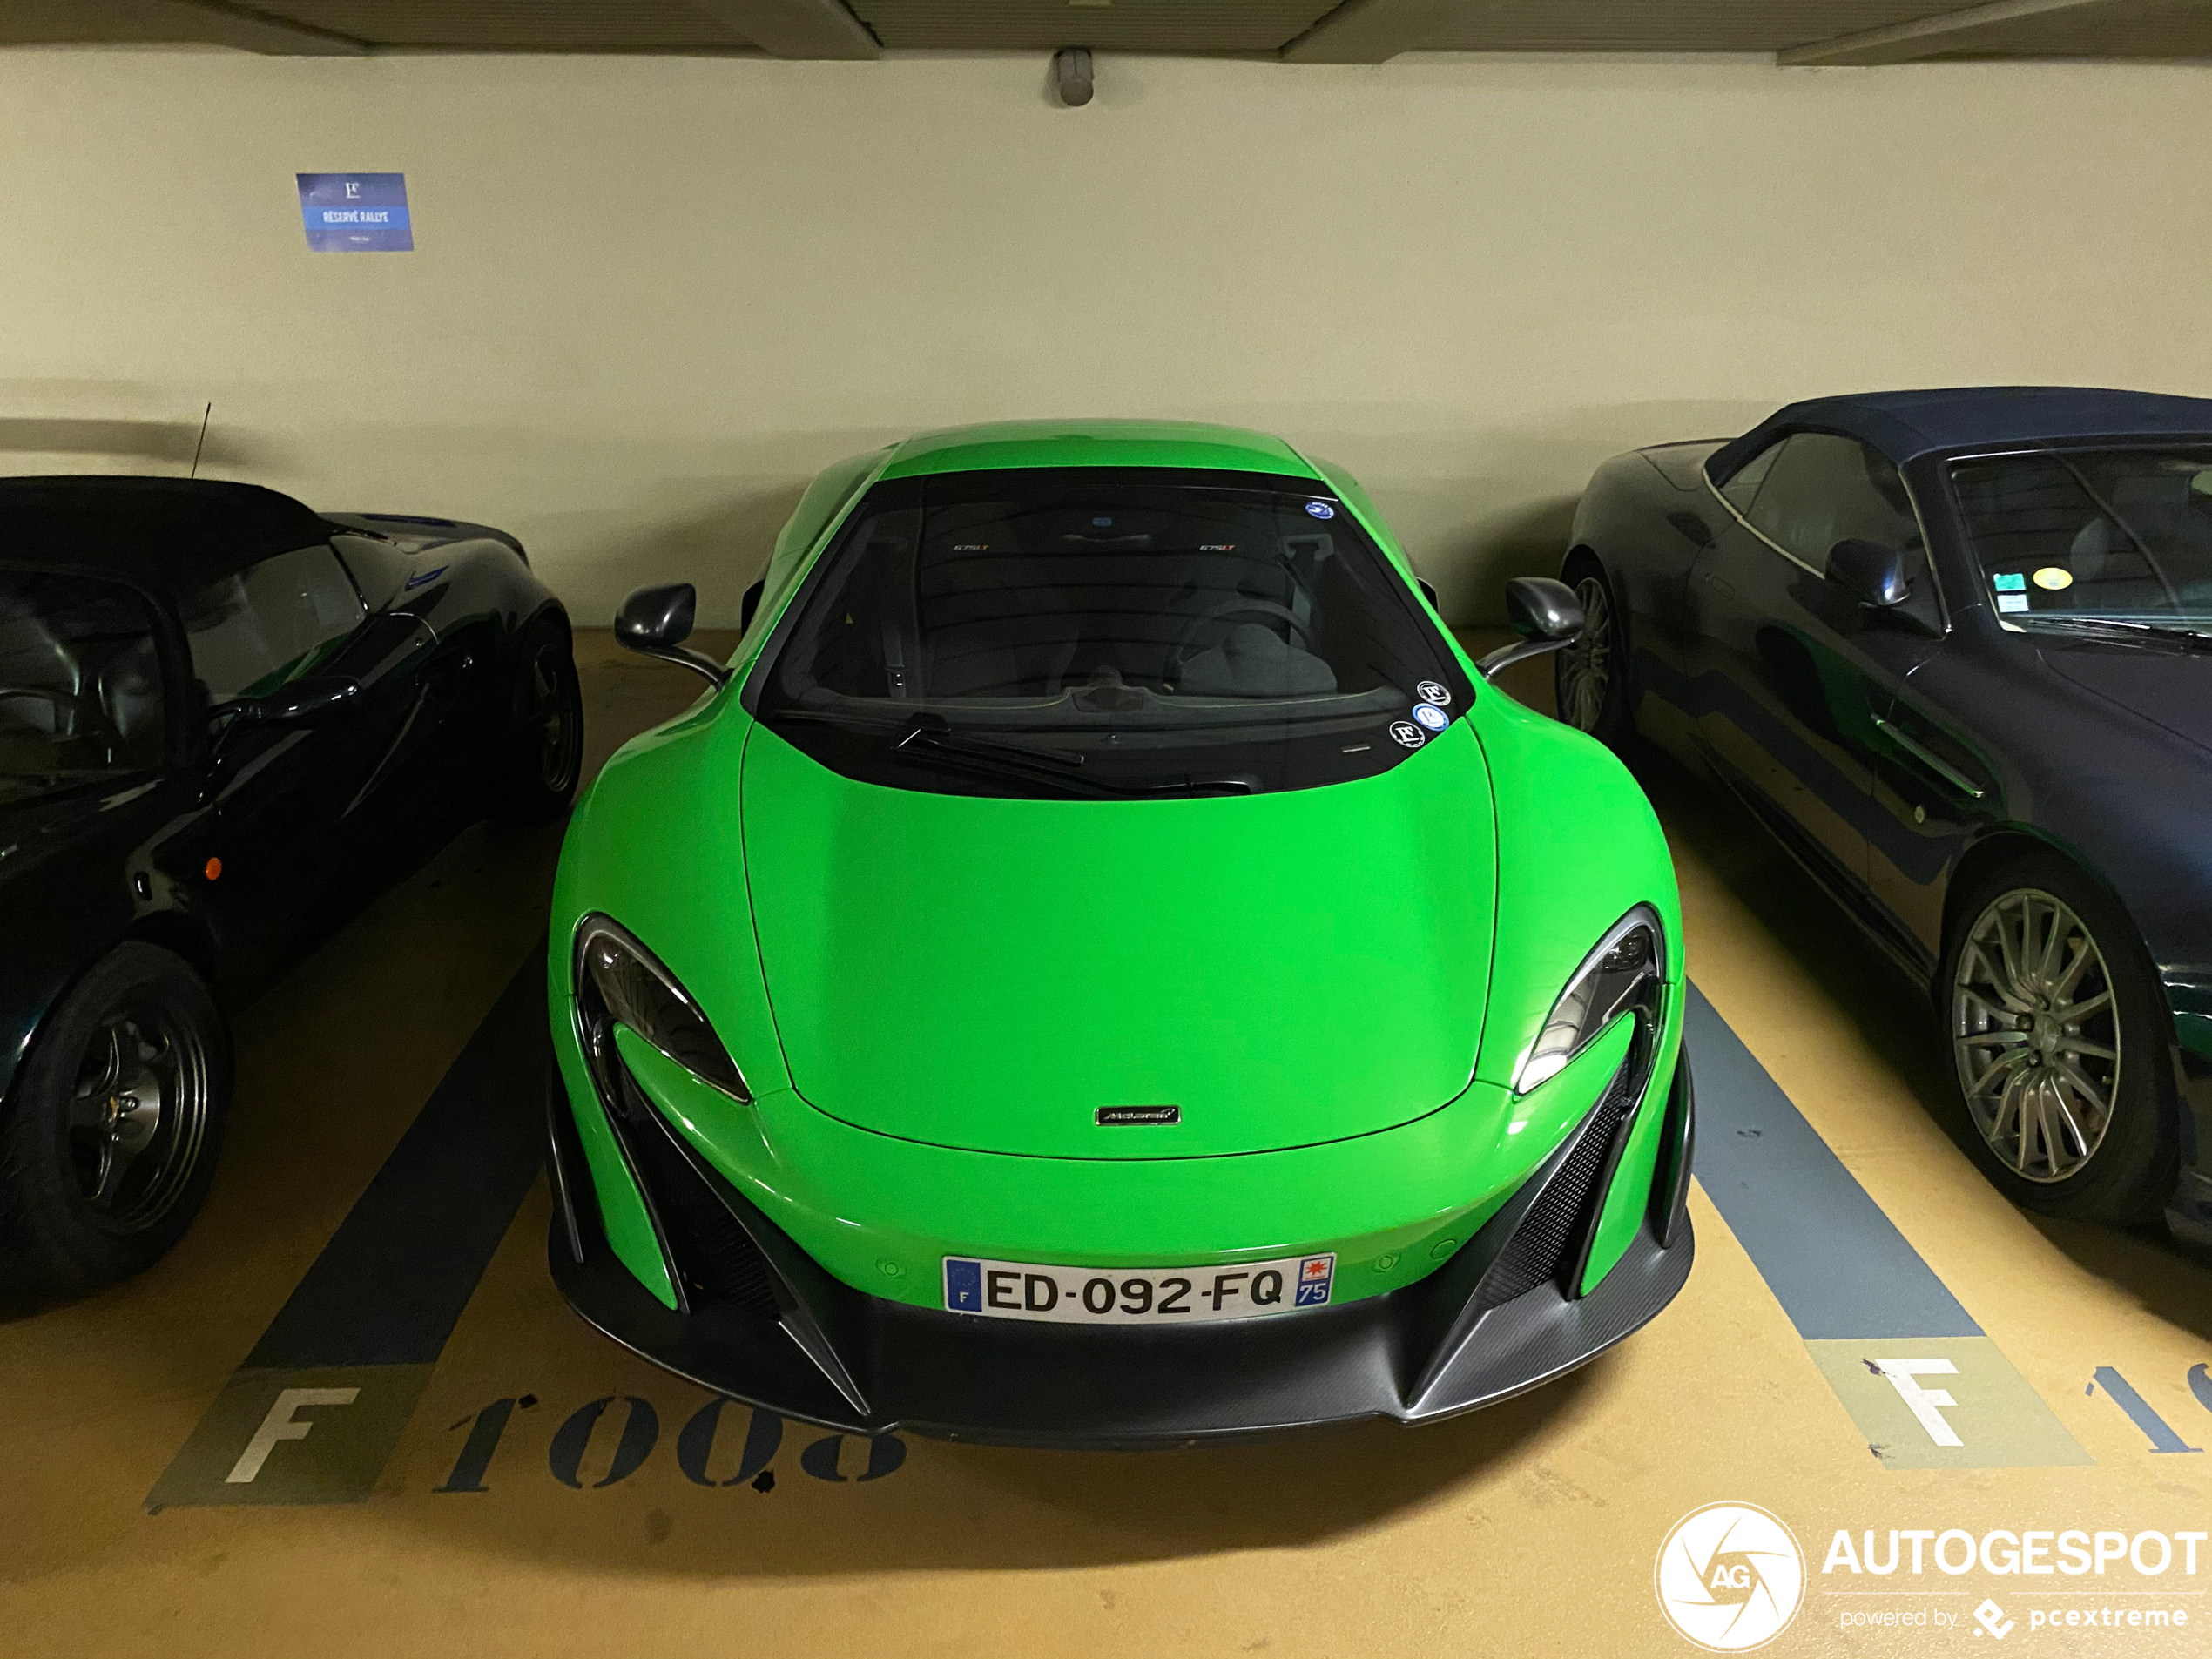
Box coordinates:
[740,577,765,632]
[1828,539,1910,608]
[1417,577,1440,612]
[231,676,361,725]
[1478,577,1586,680]
[616,583,730,688]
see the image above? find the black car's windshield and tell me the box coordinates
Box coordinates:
[750,467,1470,798]
[0,568,167,806]
[1951,447,2212,631]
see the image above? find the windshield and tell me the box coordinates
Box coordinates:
[749,467,1471,798]
[1951,446,2212,628]
[0,568,168,806]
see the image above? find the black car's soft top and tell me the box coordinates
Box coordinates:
[0,475,334,592]
[1707,386,2212,482]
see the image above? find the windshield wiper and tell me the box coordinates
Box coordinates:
[895,722,1255,799]
[772,708,1257,796]
[2014,615,2212,653]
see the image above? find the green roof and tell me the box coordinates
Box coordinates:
[880,419,1320,482]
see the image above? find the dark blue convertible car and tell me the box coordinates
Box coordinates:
[1562,386,2212,1238]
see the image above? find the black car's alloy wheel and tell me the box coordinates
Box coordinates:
[0,942,231,1297]
[1940,853,2175,1224]
[499,618,584,823]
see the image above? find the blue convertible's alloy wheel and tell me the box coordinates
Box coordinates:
[1940,853,2175,1224]
[1952,887,2119,1184]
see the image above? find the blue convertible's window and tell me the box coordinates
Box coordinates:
[1952,447,2212,625]
[751,467,1471,799]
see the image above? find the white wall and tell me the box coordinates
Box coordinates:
[1,48,2208,623]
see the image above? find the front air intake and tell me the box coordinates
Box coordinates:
[1474,1050,1642,1310]
[612,1068,781,1319]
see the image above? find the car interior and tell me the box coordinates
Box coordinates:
[0,571,167,793]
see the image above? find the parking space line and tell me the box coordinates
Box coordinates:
[146,953,550,1509]
[1688,983,2091,1468]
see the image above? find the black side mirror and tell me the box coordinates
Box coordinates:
[1478,577,1587,680]
[1828,539,1910,608]
[231,676,361,725]
[740,577,765,632]
[616,583,730,688]
[1417,577,1440,612]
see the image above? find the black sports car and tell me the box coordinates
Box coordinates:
[1560,387,2212,1238]
[0,476,580,1295]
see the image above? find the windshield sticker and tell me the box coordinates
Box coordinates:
[1199,543,1236,551]
[1993,571,2027,591]
[1411,702,1448,732]
[2033,566,2074,590]
[1997,592,2030,614]
[1305,502,1336,520]
[1389,720,1426,748]
[1417,680,1451,706]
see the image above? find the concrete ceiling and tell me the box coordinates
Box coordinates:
[0,0,2199,64]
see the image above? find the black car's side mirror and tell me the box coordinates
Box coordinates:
[231,676,362,725]
[1478,577,1585,680]
[1828,538,1911,609]
[616,583,730,689]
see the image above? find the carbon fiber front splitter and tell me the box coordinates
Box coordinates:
[544,1053,1696,1449]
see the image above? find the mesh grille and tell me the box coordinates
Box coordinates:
[615,1075,781,1318]
[1476,1057,1639,1310]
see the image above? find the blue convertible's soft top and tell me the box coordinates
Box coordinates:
[1707,385,2212,481]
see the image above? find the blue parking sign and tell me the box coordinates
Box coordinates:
[298,173,413,253]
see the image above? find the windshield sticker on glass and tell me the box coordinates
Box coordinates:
[1993,571,2027,591]
[1411,702,1448,732]
[1417,680,1451,706]
[1997,592,2030,614]
[2033,566,2074,590]
[1305,502,1336,520]
[1389,721,1426,748]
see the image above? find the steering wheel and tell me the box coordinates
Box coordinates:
[1166,599,1313,684]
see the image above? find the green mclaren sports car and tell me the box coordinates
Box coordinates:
[545,420,1693,1446]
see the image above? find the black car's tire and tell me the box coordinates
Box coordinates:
[1938,851,2177,1225]
[496,617,584,825]
[0,943,231,1296]
[1554,556,1632,750]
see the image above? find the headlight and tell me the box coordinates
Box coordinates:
[573,914,751,1103]
[1512,906,1665,1094]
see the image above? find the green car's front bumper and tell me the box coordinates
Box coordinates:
[545,1024,1696,1448]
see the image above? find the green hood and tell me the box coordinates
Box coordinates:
[739,720,1497,1158]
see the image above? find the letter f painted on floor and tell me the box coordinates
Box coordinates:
[226,1387,361,1483]
[1873,1359,1964,1447]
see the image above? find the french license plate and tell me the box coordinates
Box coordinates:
[942,1251,1335,1325]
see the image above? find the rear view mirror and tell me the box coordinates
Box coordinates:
[1505,577,1584,642]
[1828,539,1910,609]
[1478,577,1586,680]
[616,583,730,688]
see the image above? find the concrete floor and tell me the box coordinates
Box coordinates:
[6,631,2212,1658]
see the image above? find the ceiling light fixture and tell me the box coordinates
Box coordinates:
[1053,46,1095,106]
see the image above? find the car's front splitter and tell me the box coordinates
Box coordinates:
[544,1048,1696,1449]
